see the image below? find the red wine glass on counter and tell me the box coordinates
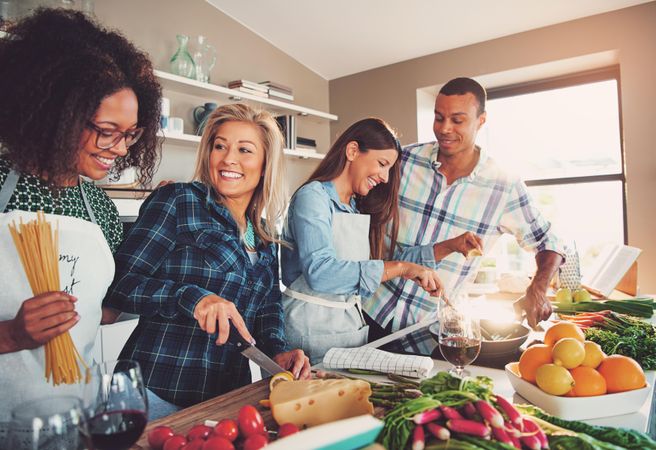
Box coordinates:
[438,295,481,377]
[83,359,148,450]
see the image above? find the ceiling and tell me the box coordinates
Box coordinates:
[207,0,651,80]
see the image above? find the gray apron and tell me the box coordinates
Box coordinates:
[283,212,371,365]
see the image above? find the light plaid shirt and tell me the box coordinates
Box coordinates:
[363,142,564,353]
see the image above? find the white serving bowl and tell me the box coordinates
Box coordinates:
[505,362,652,420]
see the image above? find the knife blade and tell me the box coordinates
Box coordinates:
[228,323,286,376]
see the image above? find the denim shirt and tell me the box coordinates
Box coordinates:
[282,180,432,298]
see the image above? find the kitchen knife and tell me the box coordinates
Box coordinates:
[228,323,286,376]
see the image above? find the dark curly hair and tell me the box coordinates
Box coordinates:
[0,8,162,186]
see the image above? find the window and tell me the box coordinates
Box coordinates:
[477,68,626,278]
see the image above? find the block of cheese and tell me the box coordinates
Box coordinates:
[269,379,374,428]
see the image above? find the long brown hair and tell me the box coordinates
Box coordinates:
[303,118,401,259]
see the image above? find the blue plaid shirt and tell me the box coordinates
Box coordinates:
[364,143,564,354]
[104,182,288,407]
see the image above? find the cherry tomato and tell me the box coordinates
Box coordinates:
[163,435,188,450]
[187,424,213,441]
[238,405,265,438]
[181,440,204,450]
[148,426,175,449]
[201,436,235,450]
[277,422,300,438]
[213,418,239,442]
[243,434,269,450]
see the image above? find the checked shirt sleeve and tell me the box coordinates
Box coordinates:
[253,256,289,357]
[104,185,213,319]
[498,180,565,256]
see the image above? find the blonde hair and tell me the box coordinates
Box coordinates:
[192,103,287,245]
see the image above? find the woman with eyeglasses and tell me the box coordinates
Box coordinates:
[0,8,160,434]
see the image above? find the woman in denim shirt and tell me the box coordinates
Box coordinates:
[106,104,310,416]
[282,118,480,364]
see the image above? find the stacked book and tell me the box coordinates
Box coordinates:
[296,137,317,154]
[260,81,294,102]
[227,80,269,98]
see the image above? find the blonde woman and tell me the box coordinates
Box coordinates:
[105,104,310,417]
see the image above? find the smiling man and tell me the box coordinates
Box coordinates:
[363,77,565,354]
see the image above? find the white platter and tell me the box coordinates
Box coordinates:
[505,362,652,420]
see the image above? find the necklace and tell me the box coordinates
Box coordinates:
[244,218,256,250]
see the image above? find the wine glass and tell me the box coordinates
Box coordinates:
[82,359,148,450]
[8,395,91,450]
[438,295,482,377]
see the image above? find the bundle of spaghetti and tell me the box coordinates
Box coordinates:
[8,211,88,385]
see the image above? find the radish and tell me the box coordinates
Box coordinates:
[492,425,513,446]
[412,408,442,425]
[439,405,464,420]
[504,421,521,438]
[446,419,491,438]
[412,425,425,450]
[494,395,523,427]
[521,434,542,450]
[510,434,522,449]
[426,423,450,440]
[523,417,549,449]
[461,402,479,420]
[475,400,504,428]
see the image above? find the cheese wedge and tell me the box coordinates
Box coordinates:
[270,379,374,428]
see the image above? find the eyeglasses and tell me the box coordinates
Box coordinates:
[86,122,145,150]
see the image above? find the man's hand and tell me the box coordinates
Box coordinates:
[513,284,552,329]
[274,349,311,380]
[433,231,483,260]
[193,294,254,345]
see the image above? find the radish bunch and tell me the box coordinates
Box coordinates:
[409,396,549,450]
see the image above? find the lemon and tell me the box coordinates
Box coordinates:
[555,288,573,304]
[552,338,586,369]
[581,341,606,369]
[535,364,576,396]
[269,371,294,391]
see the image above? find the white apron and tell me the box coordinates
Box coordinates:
[283,212,371,365]
[0,170,114,439]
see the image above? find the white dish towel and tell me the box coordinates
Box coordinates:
[322,347,434,378]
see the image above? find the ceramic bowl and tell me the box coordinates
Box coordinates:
[505,362,653,420]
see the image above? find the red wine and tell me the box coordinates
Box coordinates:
[439,336,481,366]
[88,410,147,450]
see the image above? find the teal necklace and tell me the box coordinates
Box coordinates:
[243,218,256,250]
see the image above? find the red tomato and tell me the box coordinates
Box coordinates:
[238,405,265,438]
[213,419,239,442]
[163,435,188,450]
[187,424,213,441]
[243,434,269,450]
[201,436,235,450]
[277,423,300,438]
[148,426,175,449]
[181,440,204,450]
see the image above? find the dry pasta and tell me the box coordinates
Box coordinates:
[8,211,88,385]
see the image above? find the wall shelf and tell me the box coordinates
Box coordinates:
[156,131,324,160]
[155,70,337,122]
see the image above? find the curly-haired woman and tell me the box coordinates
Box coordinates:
[0,8,161,435]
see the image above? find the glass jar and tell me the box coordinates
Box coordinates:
[170,34,195,79]
[192,35,216,83]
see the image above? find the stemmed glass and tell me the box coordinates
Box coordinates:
[82,359,148,450]
[8,395,91,450]
[438,295,482,377]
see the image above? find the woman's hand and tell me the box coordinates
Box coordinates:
[401,263,444,298]
[274,349,311,380]
[193,294,254,345]
[433,231,483,260]
[0,292,78,353]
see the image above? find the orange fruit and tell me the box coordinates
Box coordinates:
[597,355,646,393]
[568,366,607,396]
[544,322,585,347]
[519,344,553,383]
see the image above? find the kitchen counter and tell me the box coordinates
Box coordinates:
[130,358,655,448]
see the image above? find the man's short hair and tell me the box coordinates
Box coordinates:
[439,77,486,116]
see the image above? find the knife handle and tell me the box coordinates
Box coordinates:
[227,321,253,349]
